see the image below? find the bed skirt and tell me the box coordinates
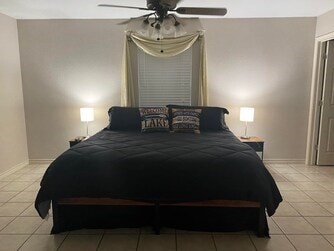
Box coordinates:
[51,198,269,237]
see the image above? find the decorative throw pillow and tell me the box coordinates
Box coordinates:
[139,107,170,133]
[167,104,229,131]
[171,108,202,133]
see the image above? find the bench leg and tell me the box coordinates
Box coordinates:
[258,206,269,237]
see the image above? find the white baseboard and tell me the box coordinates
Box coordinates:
[0,160,29,179]
[29,159,54,165]
[264,159,306,165]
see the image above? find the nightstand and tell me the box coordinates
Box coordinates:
[239,136,264,160]
[69,136,88,147]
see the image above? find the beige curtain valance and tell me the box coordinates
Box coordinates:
[121,31,208,107]
[128,32,200,58]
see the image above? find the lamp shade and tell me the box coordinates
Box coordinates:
[240,107,254,122]
[80,108,94,122]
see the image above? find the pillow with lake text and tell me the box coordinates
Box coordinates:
[139,107,170,133]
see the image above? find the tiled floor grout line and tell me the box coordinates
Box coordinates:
[136,232,141,251]
[284,235,298,251]
[270,214,299,251]
[211,232,218,251]
[301,215,322,235]
[56,232,70,251]
[0,216,17,232]
[289,201,333,217]
[94,233,104,251]
[247,232,259,251]
[326,236,334,248]
[17,233,34,251]
[174,231,178,251]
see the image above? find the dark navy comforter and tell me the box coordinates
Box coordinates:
[35,129,282,218]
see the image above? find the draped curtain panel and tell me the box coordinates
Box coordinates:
[121,31,208,107]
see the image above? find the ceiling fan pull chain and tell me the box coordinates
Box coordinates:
[160,42,164,53]
[158,33,164,53]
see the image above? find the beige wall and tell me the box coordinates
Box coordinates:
[203,18,316,161]
[0,13,28,172]
[18,18,316,161]
[316,9,334,37]
[17,20,125,160]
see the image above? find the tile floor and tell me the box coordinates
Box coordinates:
[0,163,333,250]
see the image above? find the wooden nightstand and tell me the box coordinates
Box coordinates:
[239,136,264,160]
[69,136,88,147]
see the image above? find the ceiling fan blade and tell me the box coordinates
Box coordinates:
[159,0,179,9]
[175,7,227,16]
[117,13,153,25]
[97,4,149,11]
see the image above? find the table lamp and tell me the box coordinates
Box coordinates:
[80,107,94,137]
[240,107,254,139]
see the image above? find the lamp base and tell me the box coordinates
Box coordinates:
[240,136,251,139]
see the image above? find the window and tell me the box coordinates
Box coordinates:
[122,32,206,107]
[137,48,192,107]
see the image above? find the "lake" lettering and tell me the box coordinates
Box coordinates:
[144,118,168,128]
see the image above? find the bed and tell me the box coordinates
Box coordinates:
[35,105,282,236]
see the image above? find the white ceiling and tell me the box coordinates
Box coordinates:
[0,0,334,19]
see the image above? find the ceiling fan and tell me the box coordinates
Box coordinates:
[98,0,227,29]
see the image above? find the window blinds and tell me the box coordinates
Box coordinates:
[138,47,192,107]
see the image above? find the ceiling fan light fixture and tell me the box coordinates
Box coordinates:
[167,13,180,27]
